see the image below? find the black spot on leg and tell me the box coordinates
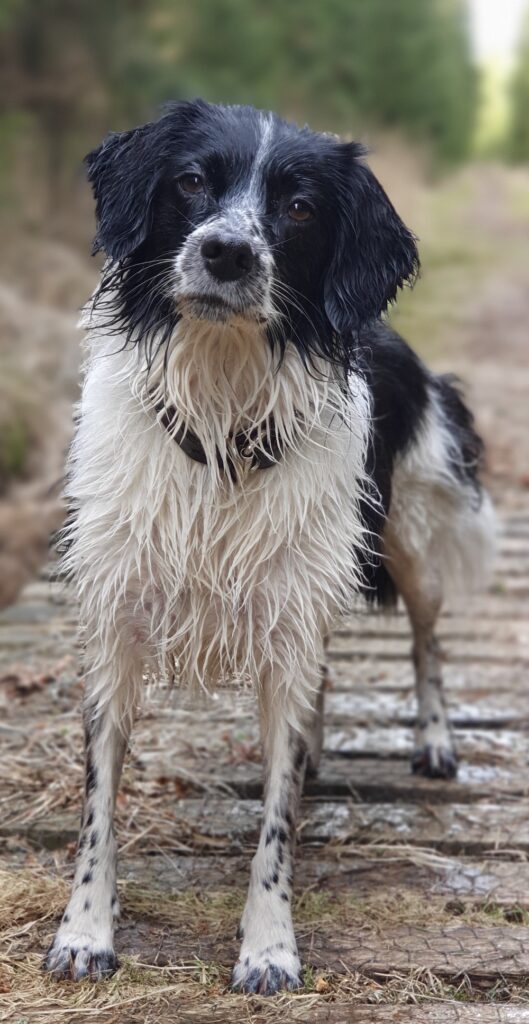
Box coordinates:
[89,856,97,869]
[272,872,279,885]
[431,713,440,723]
[83,899,91,912]
[90,830,98,849]
[265,826,277,846]
[63,912,70,923]
[111,895,117,909]
[418,719,429,731]
[277,828,287,844]
[280,891,289,902]
[81,871,92,885]
[85,808,94,829]
[284,810,293,828]
[263,880,272,892]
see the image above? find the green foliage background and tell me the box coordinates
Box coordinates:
[509,4,529,161]
[0,0,527,217]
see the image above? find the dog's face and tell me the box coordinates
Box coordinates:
[87,100,418,367]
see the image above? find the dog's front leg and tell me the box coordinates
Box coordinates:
[233,687,307,995]
[44,693,130,980]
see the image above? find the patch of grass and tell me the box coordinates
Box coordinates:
[301,962,316,992]
[122,883,246,935]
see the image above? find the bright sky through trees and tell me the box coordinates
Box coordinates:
[469,0,528,63]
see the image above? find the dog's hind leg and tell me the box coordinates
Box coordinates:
[384,534,458,779]
[232,682,309,995]
[43,644,138,980]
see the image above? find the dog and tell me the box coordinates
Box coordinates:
[44,100,495,994]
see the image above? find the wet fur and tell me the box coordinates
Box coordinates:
[44,101,495,993]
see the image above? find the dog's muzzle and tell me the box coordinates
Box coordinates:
[174,215,273,322]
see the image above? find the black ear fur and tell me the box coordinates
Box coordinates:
[324,148,419,334]
[85,121,164,261]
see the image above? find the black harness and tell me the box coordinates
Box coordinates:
[154,401,283,482]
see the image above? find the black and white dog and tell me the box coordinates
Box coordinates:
[44,101,495,994]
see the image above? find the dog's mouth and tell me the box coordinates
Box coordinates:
[179,294,265,324]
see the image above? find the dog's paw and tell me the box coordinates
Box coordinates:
[411,742,458,780]
[43,930,118,982]
[232,944,301,995]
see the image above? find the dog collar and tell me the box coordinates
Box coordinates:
[154,401,283,482]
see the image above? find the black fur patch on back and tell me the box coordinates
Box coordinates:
[356,325,485,607]
[356,323,430,607]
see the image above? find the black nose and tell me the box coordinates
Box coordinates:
[201,234,254,282]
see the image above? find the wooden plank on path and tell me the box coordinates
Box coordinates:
[13,799,529,856]
[144,756,529,803]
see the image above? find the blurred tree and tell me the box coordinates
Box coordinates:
[509,4,529,162]
[351,0,476,161]
[149,0,477,161]
[0,0,151,208]
[0,0,478,217]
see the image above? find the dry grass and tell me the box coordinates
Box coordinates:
[1,864,529,1024]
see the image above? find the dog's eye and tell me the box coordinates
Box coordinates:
[288,200,314,223]
[178,173,206,195]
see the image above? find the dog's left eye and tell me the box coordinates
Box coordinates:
[288,200,314,223]
[178,173,206,195]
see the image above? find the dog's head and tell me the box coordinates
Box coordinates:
[87,100,418,368]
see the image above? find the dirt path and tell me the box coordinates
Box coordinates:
[1,167,528,1022]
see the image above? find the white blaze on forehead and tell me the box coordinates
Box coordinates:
[223,112,274,232]
[246,113,274,199]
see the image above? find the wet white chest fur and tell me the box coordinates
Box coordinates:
[65,316,370,724]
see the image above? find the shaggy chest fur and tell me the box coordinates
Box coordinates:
[66,317,369,713]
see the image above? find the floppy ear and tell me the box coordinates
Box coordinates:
[324,149,419,334]
[85,121,164,261]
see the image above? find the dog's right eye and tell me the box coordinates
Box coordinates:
[178,173,206,195]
